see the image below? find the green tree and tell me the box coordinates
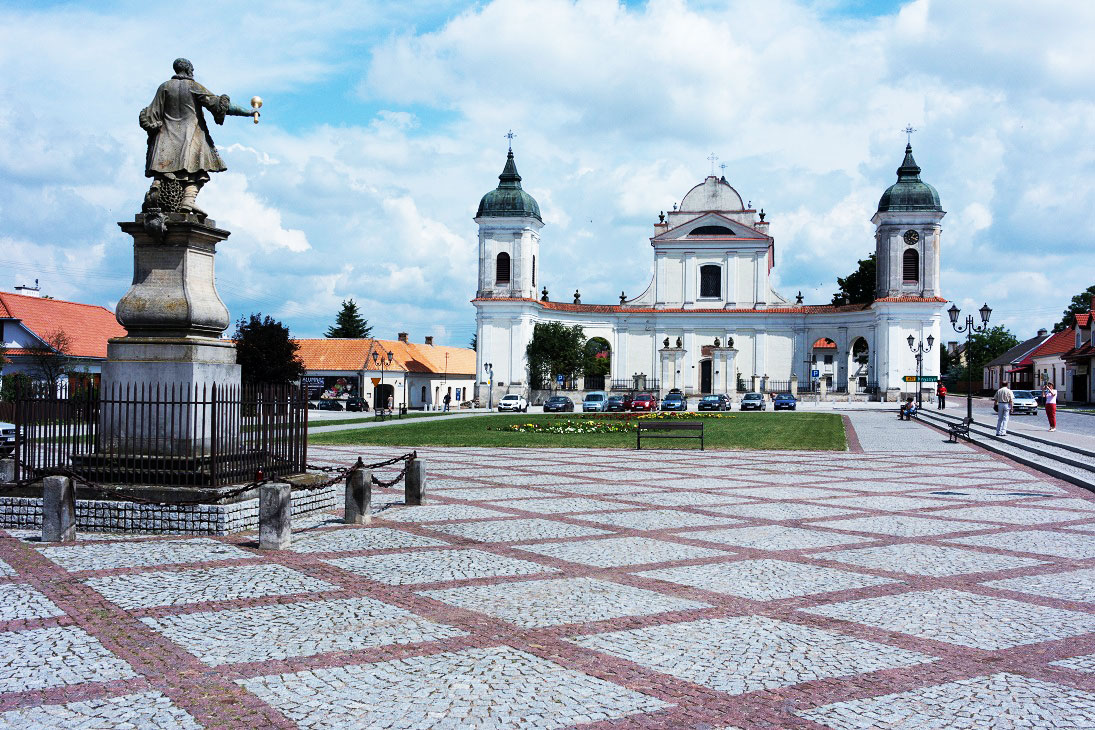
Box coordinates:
[1053,284,1095,332]
[949,325,1019,388]
[583,337,611,377]
[525,322,586,389]
[325,299,372,338]
[469,333,477,352]
[831,253,876,305]
[234,313,305,384]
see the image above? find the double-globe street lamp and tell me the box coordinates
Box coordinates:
[947,302,993,422]
[907,334,934,410]
[372,349,393,418]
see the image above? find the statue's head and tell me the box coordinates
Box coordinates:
[172,58,194,77]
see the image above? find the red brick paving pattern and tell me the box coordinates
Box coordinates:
[2,436,1095,728]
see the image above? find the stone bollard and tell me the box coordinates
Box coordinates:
[345,464,372,524]
[259,482,291,549]
[0,458,14,484]
[42,475,77,543]
[405,458,426,506]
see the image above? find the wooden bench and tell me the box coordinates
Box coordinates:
[636,421,704,450]
[947,417,973,443]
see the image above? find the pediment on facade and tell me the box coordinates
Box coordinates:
[654,212,769,242]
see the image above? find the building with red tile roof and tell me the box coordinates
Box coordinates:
[0,288,127,385]
[293,334,476,410]
[1062,302,1095,403]
[474,143,947,401]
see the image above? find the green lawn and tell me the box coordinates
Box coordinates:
[310,411,461,427]
[310,412,847,451]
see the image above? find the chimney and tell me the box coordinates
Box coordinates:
[424,336,434,346]
[14,279,41,297]
[397,332,408,343]
[1037,328,1048,337]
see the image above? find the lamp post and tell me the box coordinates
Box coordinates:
[948,302,992,422]
[907,333,934,410]
[484,362,493,410]
[372,349,393,419]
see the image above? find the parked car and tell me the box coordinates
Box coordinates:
[345,396,368,412]
[582,391,610,412]
[543,395,575,412]
[0,421,15,457]
[698,394,732,411]
[630,393,658,412]
[309,399,344,411]
[661,392,688,411]
[740,392,767,410]
[498,393,529,412]
[606,394,633,411]
[773,393,797,410]
[1011,390,1039,416]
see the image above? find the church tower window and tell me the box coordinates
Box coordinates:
[699,264,721,298]
[902,249,919,283]
[496,252,511,284]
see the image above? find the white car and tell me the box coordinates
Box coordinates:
[1011,390,1039,416]
[497,394,529,412]
[1,421,15,458]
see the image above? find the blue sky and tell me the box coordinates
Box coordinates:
[1,0,1092,348]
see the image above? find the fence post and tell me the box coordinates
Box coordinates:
[345,462,372,524]
[42,475,76,543]
[0,459,13,484]
[405,458,426,506]
[258,482,291,549]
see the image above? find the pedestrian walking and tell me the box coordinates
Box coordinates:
[937,384,947,410]
[386,394,394,415]
[993,381,1014,436]
[443,392,451,412]
[1043,382,1058,432]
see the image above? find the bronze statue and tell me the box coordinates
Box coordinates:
[140,58,260,217]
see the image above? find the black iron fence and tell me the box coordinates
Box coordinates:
[765,380,792,393]
[610,379,661,392]
[12,382,308,487]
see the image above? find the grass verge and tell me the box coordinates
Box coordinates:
[310,411,462,427]
[310,412,847,451]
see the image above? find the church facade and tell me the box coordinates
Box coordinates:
[473,144,947,402]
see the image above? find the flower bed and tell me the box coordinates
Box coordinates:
[488,411,737,434]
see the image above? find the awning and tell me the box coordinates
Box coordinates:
[1005,366,1031,373]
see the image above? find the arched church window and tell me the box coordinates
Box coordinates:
[699,264,721,298]
[691,225,734,235]
[496,252,510,284]
[902,249,919,283]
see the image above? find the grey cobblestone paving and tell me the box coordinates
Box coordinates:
[639,559,896,600]
[5,433,1095,729]
[0,691,203,729]
[802,589,1095,649]
[85,563,338,609]
[142,596,467,665]
[798,672,1095,729]
[570,616,935,695]
[420,576,711,628]
[328,548,558,585]
[239,646,670,729]
[0,626,138,692]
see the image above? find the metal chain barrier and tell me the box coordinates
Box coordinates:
[4,452,417,508]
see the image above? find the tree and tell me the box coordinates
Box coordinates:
[25,329,72,385]
[583,337,611,377]
[325,299,372,338]
[469,333,477,352]
[525,322,586,389]
[1053,284,1095,332]
[234,313,305,384]
[831,253,876,305]
[949,325,1019,388]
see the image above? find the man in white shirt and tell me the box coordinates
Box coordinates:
[994,381,1014,436]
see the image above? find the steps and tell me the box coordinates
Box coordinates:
[917,409,1095,493]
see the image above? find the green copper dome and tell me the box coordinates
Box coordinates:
[877,144,942,213]
[476,150,542,222]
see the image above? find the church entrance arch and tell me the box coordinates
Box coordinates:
[849,337,871,392]
[700,359,713,394]
[583,337,611,391]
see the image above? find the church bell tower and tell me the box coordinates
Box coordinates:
[474,143,543,300]
[871,141,944,299]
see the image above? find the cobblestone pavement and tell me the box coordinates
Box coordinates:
[4,422,1095,728]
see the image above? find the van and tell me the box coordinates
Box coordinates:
[582,391,609,412]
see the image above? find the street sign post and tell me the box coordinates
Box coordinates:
[903,375,939,382]
[811,369,819,378]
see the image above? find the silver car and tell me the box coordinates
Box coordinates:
[0,421,15,457]
[582,391,609,412]
[1011,390,1039,416]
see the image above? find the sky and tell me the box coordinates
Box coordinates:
[1,0,1093,348]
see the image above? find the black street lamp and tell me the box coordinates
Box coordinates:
[483,362,494,410]
[372,349,394,419]
[948,302,993,422]
[907,333,935,410]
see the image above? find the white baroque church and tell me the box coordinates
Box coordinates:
[473,143,946,402]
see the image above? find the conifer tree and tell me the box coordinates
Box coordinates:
[325,299,372,338]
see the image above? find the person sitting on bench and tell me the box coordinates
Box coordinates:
[899,398,917,420]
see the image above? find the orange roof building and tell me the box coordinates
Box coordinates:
[0,289,127,383]
[293,334,476,410]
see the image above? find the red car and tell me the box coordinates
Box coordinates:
[630,393,658,411]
